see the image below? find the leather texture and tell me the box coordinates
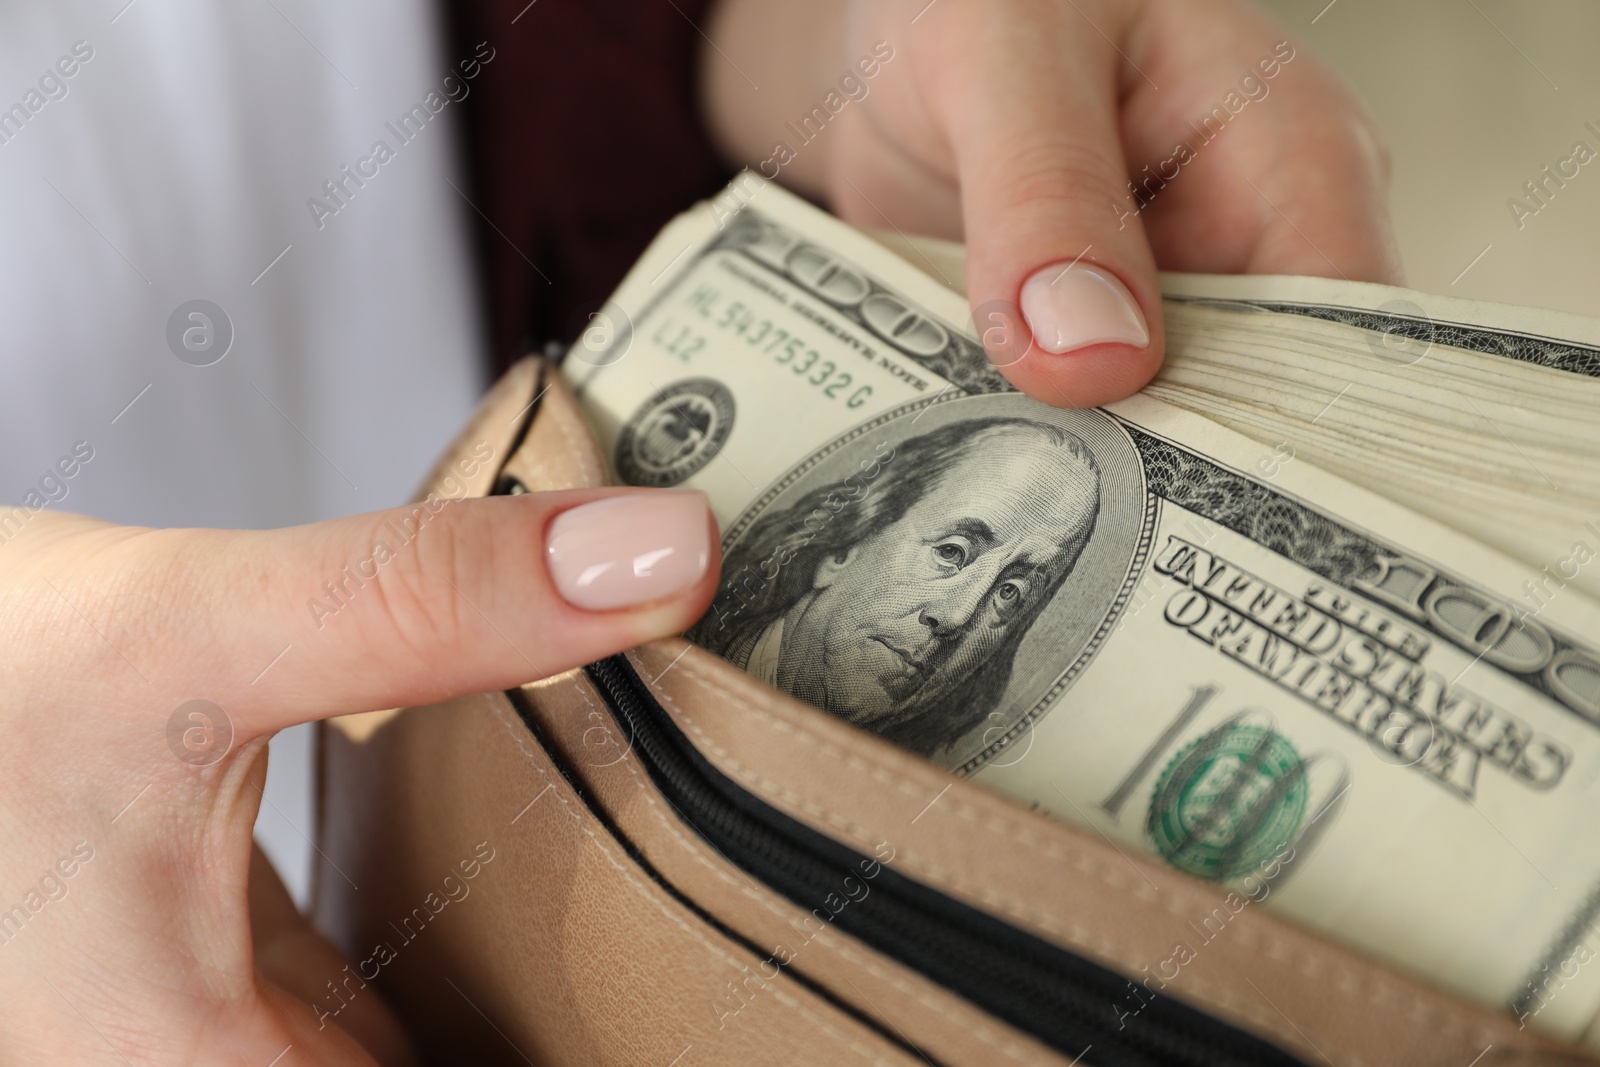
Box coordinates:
[314,358,1594,1066]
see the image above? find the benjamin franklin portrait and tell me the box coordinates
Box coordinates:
[692,414,1107,760]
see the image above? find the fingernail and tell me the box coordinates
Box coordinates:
[1019,263,1149,354]
[547,491,711,611]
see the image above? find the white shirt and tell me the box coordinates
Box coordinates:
[0,0,484,531]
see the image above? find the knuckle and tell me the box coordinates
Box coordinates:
[990,138,1126,212]
[1295,64,1392,189]
[364,503,474,654]
[1349,108,1394,188]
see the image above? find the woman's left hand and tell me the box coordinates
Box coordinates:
[0,488,718,1064]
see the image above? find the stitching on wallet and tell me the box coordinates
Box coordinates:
[563,672,1043,1066]
[641,654,1500,1056]
[487,687,903,1067]
[645,666,1382,1061]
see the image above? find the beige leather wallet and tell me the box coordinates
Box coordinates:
[313,358,1592,1067]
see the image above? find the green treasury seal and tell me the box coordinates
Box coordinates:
[1147,723,1308,881]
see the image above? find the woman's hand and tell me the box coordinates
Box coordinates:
[0,489,717,1064]
[700,0,1402,407]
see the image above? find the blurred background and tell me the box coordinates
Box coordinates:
[1258,0,1599,316]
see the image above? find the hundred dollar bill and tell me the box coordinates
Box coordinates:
[562,175,1600,1041]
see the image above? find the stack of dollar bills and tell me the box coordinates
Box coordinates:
[872,228,1600,602]
[563,175,1600,1043]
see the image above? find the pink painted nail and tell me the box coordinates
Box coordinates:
[546,491,711,611]
[1019,263,1149,355]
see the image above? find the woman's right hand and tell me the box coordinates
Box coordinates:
[702,0,1401,407]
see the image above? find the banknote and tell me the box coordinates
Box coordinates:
[562,174,1600,1041]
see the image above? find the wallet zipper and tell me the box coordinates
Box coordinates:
[582,654,1308,1067]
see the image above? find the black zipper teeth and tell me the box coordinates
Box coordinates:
[584,656,1308,1067]
[502,686,952,1067]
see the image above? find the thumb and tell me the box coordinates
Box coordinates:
[939,4,1163,408]
[23,488,718,739]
